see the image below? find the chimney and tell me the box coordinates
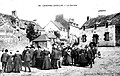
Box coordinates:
[55,14,63,22]
[98,10,106,17]
[87,16,90,21]
[12,10,17,17]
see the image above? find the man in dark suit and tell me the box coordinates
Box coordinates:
[24,50,31,72]
[1,49,9,72]
[89,42,97,64]
[86,46,93,68]
[51,44,60,69]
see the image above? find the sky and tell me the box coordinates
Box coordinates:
[0,0,120,28]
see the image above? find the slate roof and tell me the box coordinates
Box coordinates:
[33,34,50,42]
[0,13,15,26]
[0,13,44,31]
[82,12,120,29]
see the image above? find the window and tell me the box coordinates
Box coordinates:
[82,26,85,30]
[92,34,99,44]
[104,32,109,41]
[82,35,87,42]
[94,24,97,29]
[105,22,108,28]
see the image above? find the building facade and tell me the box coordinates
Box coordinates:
[0,11,43,51]
[44,20,68,40]
[79,12,120,46]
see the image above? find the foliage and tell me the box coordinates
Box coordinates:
[26,23,40,42]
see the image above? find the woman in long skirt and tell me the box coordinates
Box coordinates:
[13,51,22,73]
[42,49,51,70]
[6,52,13,73]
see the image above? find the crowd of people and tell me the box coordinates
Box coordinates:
[0,42,101,73]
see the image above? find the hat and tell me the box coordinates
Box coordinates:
[25,46,29,48]
[52,43,56,46]
[5,49,8,52]
[30,45,35,48]
[16,50,19,52]
[38,46,41,48]
[10,52,12,55]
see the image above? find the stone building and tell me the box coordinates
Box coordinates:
[0,11,43,51]
[79,12,120,46]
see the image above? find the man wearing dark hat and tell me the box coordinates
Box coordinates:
[24,50,31,72]
[36,46,44,69]
[89,42,97,64]
[50,44,60,69]
[29,45,35,67]
[86,46,93,68]
[22,46,29,61]
[1,49,9,72]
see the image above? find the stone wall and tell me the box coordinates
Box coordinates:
[0,24,29,52]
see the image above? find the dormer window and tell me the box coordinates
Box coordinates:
[82,26,85,30]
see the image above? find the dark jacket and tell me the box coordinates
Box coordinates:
[87,49,93,59]
[24,53,31,62]
[51,48,60,60]
[1,53,9,62]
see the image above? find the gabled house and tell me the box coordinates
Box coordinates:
[79,12,120,46]
[44,20,68,40]
[0,11,44,51]
[55,14,80,44]
[0,13,29,51]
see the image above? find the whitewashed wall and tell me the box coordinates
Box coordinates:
[79,25,116,46]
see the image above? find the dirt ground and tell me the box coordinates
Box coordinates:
[0,47,120,76]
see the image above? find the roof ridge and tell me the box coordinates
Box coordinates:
[82,12,120,28]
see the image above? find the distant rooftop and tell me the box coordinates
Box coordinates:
[82,12,120,29]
